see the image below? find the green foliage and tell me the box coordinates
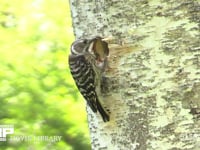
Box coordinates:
[0,0,90,149]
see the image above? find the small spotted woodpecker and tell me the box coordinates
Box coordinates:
[69,36,110,122]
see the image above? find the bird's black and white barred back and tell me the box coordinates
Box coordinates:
[69,37,110,122]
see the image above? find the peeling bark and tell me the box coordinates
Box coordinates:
[69,0,200,149]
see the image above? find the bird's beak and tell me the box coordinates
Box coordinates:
[86,37,98,54]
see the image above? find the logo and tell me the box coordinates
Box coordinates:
[0,125,14,141]
[0,125,62,143]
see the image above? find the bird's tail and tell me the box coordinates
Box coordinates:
[96,99,110,122]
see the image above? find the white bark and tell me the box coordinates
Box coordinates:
[69,0,200,149]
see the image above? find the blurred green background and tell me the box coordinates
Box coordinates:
[0,0,90,149]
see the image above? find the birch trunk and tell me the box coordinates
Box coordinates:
[69,0,200,149]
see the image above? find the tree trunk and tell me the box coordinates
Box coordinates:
[69,0,200,149]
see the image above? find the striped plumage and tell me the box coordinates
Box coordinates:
[69,38,109,122]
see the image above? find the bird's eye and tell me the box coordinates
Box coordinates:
[83,39,87,44]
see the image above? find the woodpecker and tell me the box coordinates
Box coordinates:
[69,36,110,122]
